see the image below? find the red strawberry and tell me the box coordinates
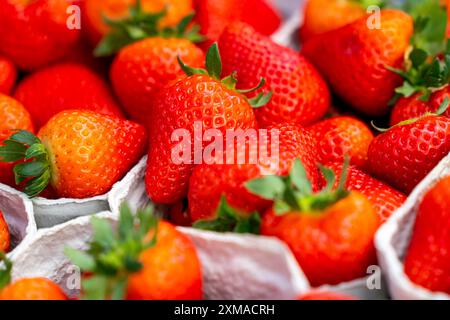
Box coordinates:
[298,291,356,300]
[308,116,374,169]
[0,0,80,70]
[14,63,123,130]
[188,123,320,224]
[247,160,380,286]
[0,110,147,199]
[0,210,10,253]
[368,114,450,194]
[0,56,17,94]
[303,9,413,116]
[219,22,330,127]
[404,175,450,294]
[194,0,281,48]
[326,162,406,222]
[145,44,266,204]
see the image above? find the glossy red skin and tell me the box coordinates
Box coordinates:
[0,56,17,94]
[0,210,10,252]
[262,192,380,286]
[145,74,257,205]
[390,87,450,126]
[0,0,80,71]
[367,116,450,194]
[308,116,374,169]
[111,37,205,125]
[14,63,123,129]
[218,22,330,128]
[404,176,450,294]
[188,123,320,222]
[195,0,281,49]
[0,278,67,300]
[298,291,356,300]
[303,10,413,116]
[325,162,406,222]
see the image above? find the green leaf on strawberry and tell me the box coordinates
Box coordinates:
[0,252,12,289]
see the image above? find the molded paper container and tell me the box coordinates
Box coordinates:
[0,183,37,258]
[375,153,450,300]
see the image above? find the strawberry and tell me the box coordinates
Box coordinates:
[0,110,147,199]
[0,211,10,253]
[0,252,67,300]
[194,0,281,48]
[246,160,380,286]
[298,290,356,300]
[307,116,374,169]
[302,9,413,116]
[300,0,370,42]
[145,44,269,204]
[13,63,124,130]
[219,22,330,127]
[368,103,450,194]
[0,0,80,71]
[0,56,17,95]
[66,204,202,300]
[188,123,320,225]
[325,162,406,222]
[404,175,450,294]
[103,6,205,125]
[0,94,34,187]
[83,0,194,45]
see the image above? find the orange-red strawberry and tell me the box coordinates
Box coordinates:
[308,116,374,169]
[83,0,193,45]
[0,110,147,199]
[14,63,123,130]
[0,56,17,95]
[299,0,368,42]
[0,211,10,253]
[247,160,380,286]
[326,162,406,222]
[298,290,356,300]
[194,0,281,48]
[145,44,267,204]
[404,175,450,295]
[303,9,413,116]
[0,0,80,71]
[219,22,330,127]
[188,123,320,225]
[0,94,34,187]
[67,204,202,300]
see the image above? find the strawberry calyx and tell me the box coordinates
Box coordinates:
[65,203,158,300]
[94,0,204,56]
[178,43,273,108]
[246,159,350,216]
[192,196,261,234]
[0,252,12,290]
[0,130,51,198]
[353,0,385,8]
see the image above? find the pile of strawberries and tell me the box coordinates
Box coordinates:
[0,0,450,300]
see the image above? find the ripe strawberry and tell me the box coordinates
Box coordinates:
[0,56,17,94]
[247,160,380,286]
[298,290,356,300]
[66,204,202,300]
[325,162,406,222]
[404,175,450,294]
[145,44,268,204]
[0,0,80,71]
[83,0,193,45]
[219,22,330,127]
[188,123,320,225]
[368,110,450,194]
[0,110,147,199]
[299,0,367,42]
[0,94,34,187]
[14,63,124,130]
[308,116,374,169]
[0,211,10,253]
[0,253,67,300]
[303,9,413,116]
[194,0,281,48]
